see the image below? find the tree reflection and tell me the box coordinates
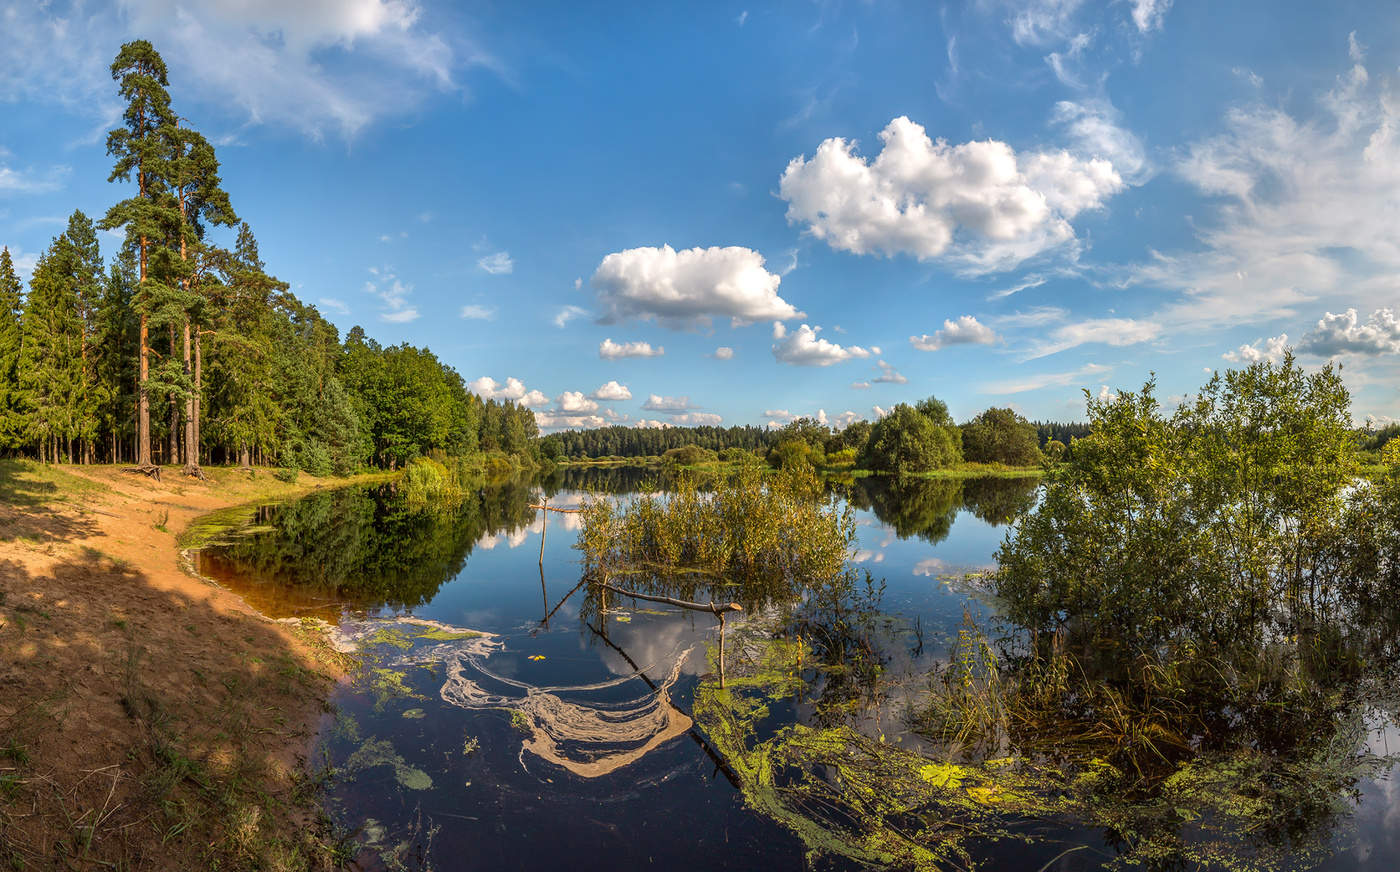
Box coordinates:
[196,478,538,616]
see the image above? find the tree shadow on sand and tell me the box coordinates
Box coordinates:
[0,549,348,869]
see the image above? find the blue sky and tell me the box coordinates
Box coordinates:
[2,0,1398,431]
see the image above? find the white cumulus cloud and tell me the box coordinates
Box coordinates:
[910,315,998,351]
[534,411,607,431]
[599,338,664,360]
[669,412,723,426]
[712,346,735,360]
[1298,308,1400,357]
[1222,334,1289,364]
[772,322,873,366]
[779,115,1126,274]
[641,395,698,414]
[590,381,633,401]
[469,376,548,407]
[592,244,800,329]
[556,391,599,413]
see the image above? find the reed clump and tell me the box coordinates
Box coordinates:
[576,460,855,607]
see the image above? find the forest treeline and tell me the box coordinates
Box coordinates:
[0,41,537,475]
[541,417,1090,464]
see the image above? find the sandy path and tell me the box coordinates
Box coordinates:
[0,464,368,870]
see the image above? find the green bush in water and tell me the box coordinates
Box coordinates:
[577,460,854,609]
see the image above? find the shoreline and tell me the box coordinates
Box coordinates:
[0,461,384,869]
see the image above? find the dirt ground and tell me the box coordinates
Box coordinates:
[0,462,369,871]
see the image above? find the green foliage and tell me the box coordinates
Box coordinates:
[661,444,715,467]
[959,407,1041,466]
[768,438,818,471]
[825,446,857,467]
[272,467,298,484]
[858,401,962,474]
[996,356,1370,650]
[0,248,26,451]
[545,423,776,460]
[0,41,538,472]
[578,463,855,609]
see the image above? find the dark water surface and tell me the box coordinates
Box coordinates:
[194,468,1400,871]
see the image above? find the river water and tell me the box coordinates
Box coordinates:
[193,467,1400,871]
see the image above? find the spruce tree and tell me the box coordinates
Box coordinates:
[64,212,107,463]
[21,235,85,462]
[94,250,139,462]
[0,248,25,452]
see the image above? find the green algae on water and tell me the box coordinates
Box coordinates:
[415,627,483,641]
[343,738,433,791]
[693,628,1388,871]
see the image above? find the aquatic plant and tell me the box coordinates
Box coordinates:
[576,461,855,611]
[698,627,1397,871]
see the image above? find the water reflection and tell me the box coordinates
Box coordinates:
[850,475,1038,544]
[188,468,1400,870]
[195,478,538,618]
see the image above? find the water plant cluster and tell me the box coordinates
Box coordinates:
[576,459,856,610]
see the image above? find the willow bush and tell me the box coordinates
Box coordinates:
[995,354,1397,648]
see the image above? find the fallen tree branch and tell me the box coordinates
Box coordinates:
[598,583,742,617]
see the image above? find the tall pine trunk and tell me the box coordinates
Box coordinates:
[168,323,179,465]
[194,330,203,469]
[183,317,196,472]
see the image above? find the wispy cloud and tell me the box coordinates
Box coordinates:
[554,305,589,328]
[981,362,1111,395]
[478,251,514,275]
[460,304,496,320]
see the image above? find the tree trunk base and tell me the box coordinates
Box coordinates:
[183,465,207,481]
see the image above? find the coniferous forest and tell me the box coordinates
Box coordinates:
[0,42,536,475]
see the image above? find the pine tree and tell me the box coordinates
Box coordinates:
[0,248,25,452]
[168,122,236,474]
[99,40,179,469]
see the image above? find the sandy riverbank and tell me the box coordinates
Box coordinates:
[0,462,381,870]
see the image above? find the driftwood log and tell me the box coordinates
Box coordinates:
[121,465,161,482]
